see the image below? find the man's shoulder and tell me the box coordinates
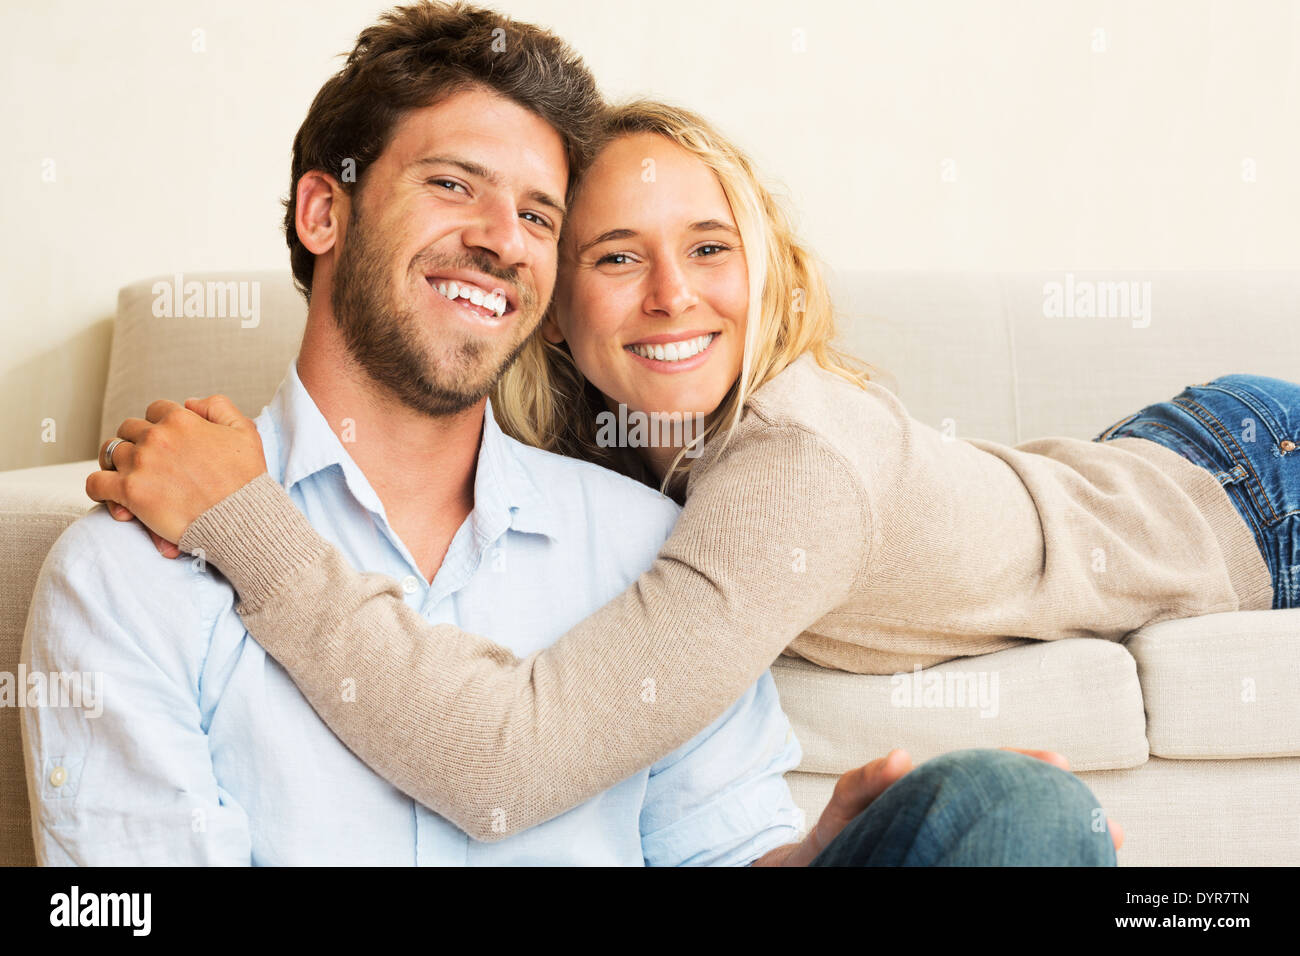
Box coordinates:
[504,436,681,528]
[37,506,229,642]
[49,506,171,573]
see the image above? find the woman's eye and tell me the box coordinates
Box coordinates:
[692,243,730,257]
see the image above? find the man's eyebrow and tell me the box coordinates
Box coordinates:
[410,155,566,220]
[577,220,739,255]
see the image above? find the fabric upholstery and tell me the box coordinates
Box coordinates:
[3,268,1298,865]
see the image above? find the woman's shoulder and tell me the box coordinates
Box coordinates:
[738,354,905,462]
[748,353,869,416]
[691,355,894,497]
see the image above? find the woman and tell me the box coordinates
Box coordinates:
[91,100,1287,845]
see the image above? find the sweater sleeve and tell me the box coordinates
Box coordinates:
[178,423,871,842]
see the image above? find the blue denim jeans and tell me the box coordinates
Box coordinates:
[809,749,1115,866]
[1092,373,1300,609]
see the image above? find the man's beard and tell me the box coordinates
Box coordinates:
[330,208,537,417]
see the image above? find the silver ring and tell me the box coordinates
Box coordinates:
[102,438,126,471]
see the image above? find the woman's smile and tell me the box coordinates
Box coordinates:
[623,331,720,372]
[549,131,749,430]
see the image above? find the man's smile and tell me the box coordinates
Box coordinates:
[423,271,518,329]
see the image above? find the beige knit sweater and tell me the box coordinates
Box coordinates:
[179,353,1274,841]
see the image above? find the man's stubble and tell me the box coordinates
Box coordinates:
[329,204,541,418]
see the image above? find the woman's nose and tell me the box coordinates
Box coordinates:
[644,260,698,317]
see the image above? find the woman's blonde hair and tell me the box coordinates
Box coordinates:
[491,98,885,492]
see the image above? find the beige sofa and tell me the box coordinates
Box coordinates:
[3,270,1299,866]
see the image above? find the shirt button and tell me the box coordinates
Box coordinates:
[401,575,420,595]
[1282,439,1296,453]
[49,766,67,787]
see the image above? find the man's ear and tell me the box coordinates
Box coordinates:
[296,170,347,256]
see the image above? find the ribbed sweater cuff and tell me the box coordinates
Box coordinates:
[1107,436,1275,611]
[178,472,330,612]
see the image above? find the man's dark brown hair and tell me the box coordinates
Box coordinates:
[284,0,603,299]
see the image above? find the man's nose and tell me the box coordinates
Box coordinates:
[461,195,528,268]
[644,258,698,317]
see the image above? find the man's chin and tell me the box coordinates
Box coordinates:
[383,350,517,418]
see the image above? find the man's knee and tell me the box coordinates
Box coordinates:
[907,748,1115,865]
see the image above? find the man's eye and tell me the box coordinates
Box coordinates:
[596,252,634,266]
[428,178,467,193]
[521,211,554,231]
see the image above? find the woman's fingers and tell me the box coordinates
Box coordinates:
[147,527,182,559]
[88,436,136,507]
[86,468,125,506]
[115,417,152,443]
[185,393,250,428]
[87,395,267,544]
[97,435,136,473]
[85,461,180,557]
[145,398,185,424]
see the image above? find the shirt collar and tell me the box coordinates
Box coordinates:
[267,359,559,543]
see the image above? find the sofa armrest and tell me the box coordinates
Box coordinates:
[0,458,98,866]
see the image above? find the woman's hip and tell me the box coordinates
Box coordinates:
[1092,373,1300,608]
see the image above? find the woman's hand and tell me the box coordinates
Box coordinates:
[755,746,1123,866]
[86,394,267,553]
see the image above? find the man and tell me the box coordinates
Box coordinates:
[23,1,1116,866]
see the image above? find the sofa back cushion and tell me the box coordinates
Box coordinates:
[98,272,308,445]
[96,269,1300,452]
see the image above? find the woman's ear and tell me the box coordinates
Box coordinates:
[539,308,565,345]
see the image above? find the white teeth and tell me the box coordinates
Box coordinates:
[430,279,509,317]
[625,333,715,362]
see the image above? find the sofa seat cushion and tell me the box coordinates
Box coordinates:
[1125,608,1300,759]
[771,637,1149,774]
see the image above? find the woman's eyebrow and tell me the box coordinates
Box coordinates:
[577,228,637,254]
[578,220,738,255]
[690,219,739,235]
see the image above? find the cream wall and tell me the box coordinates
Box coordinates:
[1,0,1297,471]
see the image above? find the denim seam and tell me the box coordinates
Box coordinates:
[1096,410,1143,442]
[1193,382,1287,443]
[1126,421,1221,471]
[1174,396,1279,524]
[1113,417,1273,573]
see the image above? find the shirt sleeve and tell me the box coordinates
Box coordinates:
[639,671,804,867]
[178,421,870,844]
[21,510,252,865]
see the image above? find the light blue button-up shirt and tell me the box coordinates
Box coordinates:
[22,361,803,865]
